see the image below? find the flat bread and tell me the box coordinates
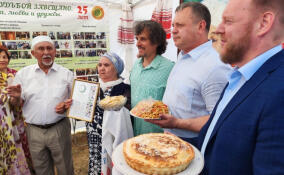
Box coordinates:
[99,95,126,110]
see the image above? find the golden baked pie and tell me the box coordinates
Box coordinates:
[99,95,127,110]
[131,100,169,119]
[123,133,195,175]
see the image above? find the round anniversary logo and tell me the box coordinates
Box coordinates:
[92,6,104,20]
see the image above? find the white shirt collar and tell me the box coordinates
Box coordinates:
[180,40,213,61]
[34,62,59,72]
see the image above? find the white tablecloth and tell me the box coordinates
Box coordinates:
[101,107,133,175]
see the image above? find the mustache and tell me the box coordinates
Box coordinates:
[42,55,52,59]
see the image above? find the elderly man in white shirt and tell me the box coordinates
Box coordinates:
[13,36,74,175]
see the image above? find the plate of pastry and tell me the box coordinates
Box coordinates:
[130,100,169,120]
[112,133,204,175]
[98,95,127,111]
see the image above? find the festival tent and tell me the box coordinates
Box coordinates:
[0,0,227,81]
[0,0,227,132]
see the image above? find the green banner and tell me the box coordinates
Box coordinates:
[0,0,109,77]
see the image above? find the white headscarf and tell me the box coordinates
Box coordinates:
[99,78,123,92]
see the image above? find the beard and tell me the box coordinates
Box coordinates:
[137,52,145,58]
[42,55,54,66]
[137,47,146,58]
[220,26,252,65]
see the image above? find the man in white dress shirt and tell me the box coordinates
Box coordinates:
[147,2,231,146]
[13,36,74,175]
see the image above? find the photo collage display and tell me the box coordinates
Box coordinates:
[0,31,107,59]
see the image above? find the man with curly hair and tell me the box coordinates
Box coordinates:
[130,20,174,136]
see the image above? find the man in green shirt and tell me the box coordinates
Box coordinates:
[130,20,174,136]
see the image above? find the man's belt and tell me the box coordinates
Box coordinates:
[29,118,65,129]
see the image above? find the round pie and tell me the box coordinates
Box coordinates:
[123,133,195,175]
[99,95,126,110]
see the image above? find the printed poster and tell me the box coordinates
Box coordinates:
[0,0,109,79]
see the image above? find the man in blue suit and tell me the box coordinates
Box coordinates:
[199,0,284,174]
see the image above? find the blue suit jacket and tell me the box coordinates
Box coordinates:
[198,50,284,175]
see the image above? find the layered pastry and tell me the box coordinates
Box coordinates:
[123,133,195,175]
[131,100,168,119]
[99,95,126,110]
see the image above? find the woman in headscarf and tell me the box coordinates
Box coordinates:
[0,45,33,174]
[86,52,130,175]
[64,52,131,174]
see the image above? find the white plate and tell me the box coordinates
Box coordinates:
[130,111,161,120]
[112,142,204,175]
